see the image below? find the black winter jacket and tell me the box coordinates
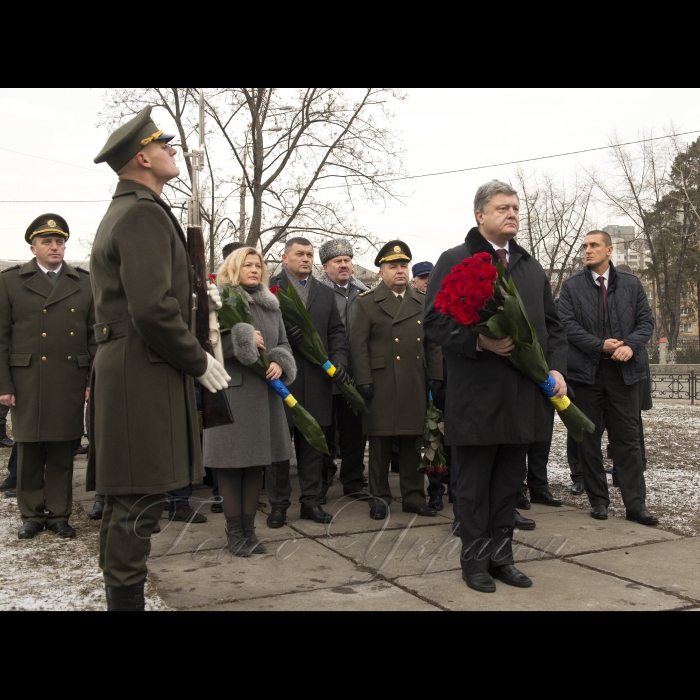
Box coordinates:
[558,264,654,387]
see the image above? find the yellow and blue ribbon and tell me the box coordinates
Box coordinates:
[538,375,571,413]
[268,378,298,408]
[322,360,337,379]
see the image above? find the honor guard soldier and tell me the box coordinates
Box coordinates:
[91,107,229,612]
[350,241,443,521]
[0,215,96,540]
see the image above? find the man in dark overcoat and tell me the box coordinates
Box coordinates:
[425,181,568,594]
[351,241,444,521]
[267,238,348,528]
[0,215,96,540]
[91,107,229,611]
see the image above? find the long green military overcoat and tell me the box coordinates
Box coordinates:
[0,260,96,442]
[350,282,443,437]
[87,181,209,496]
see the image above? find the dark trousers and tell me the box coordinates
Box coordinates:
[168,485,192,511]
[17,441,74,526]
[0,403,8,434]
[524,440,552,495]
[368,435,425,510]
[5,443,18,487]
[567,434,582,483]
[266,430,324,510]
[322,395,366,497]
[100,493,163,589]
[573,361,647,514]
[453,444,528,575]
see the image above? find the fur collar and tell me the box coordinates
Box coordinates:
[317,271,369,293]
[466,227,531,260]
[226,285,280,311]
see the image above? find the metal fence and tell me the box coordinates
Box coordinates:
[651,372,699,404]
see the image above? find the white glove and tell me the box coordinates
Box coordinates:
[197,354,231,393]
[208,282,223,312]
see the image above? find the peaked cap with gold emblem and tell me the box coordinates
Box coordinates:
[25,214,70,245]
[375,240,412,268]
[94,106,176,173]
[319,238,355,265]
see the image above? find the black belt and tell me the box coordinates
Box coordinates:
[95,319,128,344]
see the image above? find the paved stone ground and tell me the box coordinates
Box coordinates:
[70,462,700,612]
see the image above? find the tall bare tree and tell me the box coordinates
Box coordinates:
[515,168,595,298]
[592,131,695,349]
[100,88,406,269]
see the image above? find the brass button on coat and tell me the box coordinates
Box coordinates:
[70,332,75,337]
[42,357,47,361]
[43,309,47,314]
[68,356,72,361]
[42,333,47,338]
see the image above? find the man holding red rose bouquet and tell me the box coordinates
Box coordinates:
[425,181,569,595]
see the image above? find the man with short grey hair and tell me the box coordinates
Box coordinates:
[425,180,568,594]
[317,239,370,501]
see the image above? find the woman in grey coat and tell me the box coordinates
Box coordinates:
[203,247,296,557]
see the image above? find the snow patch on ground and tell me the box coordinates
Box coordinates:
[547,403,700,537]
[0,448,170,612]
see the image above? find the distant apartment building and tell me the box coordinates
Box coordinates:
[603,225,648,272]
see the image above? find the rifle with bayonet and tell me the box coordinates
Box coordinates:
[186,88,234,429]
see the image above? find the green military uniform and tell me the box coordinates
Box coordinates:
[91,108,209,602]
[0,215,96,529]
[350,242,443,511]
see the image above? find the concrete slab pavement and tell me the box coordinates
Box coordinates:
[394,560,689,612]
[198,582,442,612]
[573,538,700,605]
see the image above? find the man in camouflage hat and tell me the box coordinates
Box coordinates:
[91,106,229,611]
[317,239,370,502]
[0,215,96,540]
[350,241,443,521]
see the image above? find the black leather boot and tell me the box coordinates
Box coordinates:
[89,500,105,521]
[225,518,251,558]
[300,505,333,524]
[106,582,146,612]
[242,516,267,555]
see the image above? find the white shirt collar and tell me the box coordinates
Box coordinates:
[37,262,63,276]
[393,290,406,299]
[591,267,611,286]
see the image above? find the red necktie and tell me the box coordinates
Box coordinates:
[598,276,608,340]
[496,248,509,271]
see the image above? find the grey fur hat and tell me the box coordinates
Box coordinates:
[319,238,354,265]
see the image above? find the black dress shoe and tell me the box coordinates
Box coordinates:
[489,564,533,589]
[88,500,105,521]
[0,480,16,492]
[211,502,224,514]
[267,507,287,529]
[517,494,532,511]
[301,505,333,525]
[591,505,608,521]
[463,571,497,594]
[627,510,659,527]
[0,435,15,448]
[152,523,162,535]
[49,521,76,539]
[370,506,388,521]
[429,498,444,512]
[5,489,17,499]
[403,504,438,518]
[74,445,89,456]
[515,511,536,531]
[18,522,43,540]
[531,490,563,508]
[570,482,585,496]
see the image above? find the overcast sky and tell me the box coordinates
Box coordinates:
[1,88,698,265]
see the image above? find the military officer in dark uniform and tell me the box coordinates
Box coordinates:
[0,215,96,540]
[350,242,444,521]
[91,107,230,612]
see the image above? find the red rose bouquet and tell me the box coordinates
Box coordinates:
[437,254,595,442]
